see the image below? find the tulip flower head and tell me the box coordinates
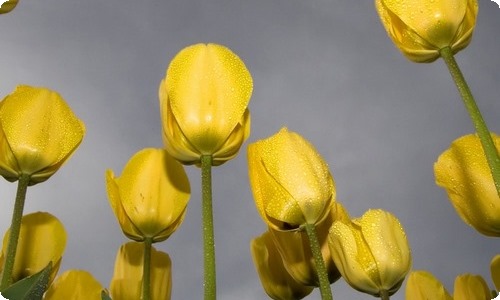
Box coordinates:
[328,209,411,296]
[250,231,313,300]
[491,254,500,291]
[248,127,335,231]
[106,148,190,242]
[0,85,85,185]
[453,274,491,300]
[44,270,105,300]
[159,43,253,166]
[110,242,171,300]
[375,0,478,62]
[0,212,66,285]
[434,134,500,236]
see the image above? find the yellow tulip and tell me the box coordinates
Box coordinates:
[44,270,104,300]
[159,43,253,166]
[491,254,500,291]
[405,271,452,300]
[0,212,66,285]
[248,127,335,231]
[110,242,171,300]
[454,274,491,300]
[328,209,411,296]
[250,231,313,300]
[0,0,18,14]
[434,134,500,236]
[375,0,478,62]
[268,202,348,286]
[106,148,190,242]
[0,85,85,185]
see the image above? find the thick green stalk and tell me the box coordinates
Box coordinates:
[439,46,500,197]
[201,155,216,300]
[304,223,333,300]
[0,174,31,290]
[141,237,153,300]
[380,289,390,300]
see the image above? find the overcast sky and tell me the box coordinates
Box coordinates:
[0,1,499,299]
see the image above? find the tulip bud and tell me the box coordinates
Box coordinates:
[106,148,190,242]
[250,231,313,300]
[454,274,491,300]
[44,270,104,300]
[159,43,253,166]
[0,85,85,185]
[434,134,500,237]
[248,127,335,231]
[0,212,66,285]
[110,242,171,300]
[375,0,478,62]
[405,271,452,300]
[328,209,411,296]
[0,0,18,14]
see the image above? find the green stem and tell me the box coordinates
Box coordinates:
[141,237,152,300]
[439,46,500,197]
[304,223,333,300]
[201,155,216,300]
[0,174,30,290]
[379,289,390,300]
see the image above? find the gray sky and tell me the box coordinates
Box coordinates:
[0,1,499,299]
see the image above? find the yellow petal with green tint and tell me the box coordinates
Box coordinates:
[250,231,313,300]
[105,148,190,242]
[453,274,490,300]
[491,255,500,291]
[164,43,252,156]
[248,128,334,230]
[110,242,171,300]
[0,212,66,284]
[434,134,500,236]
[44,270,104,300]
[405,271,452,300]
[0,85,85,185]
[268,201,345,286]
[0,0,18,14]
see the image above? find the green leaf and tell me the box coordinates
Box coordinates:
[1,262,52,300]
[101,290,112,300]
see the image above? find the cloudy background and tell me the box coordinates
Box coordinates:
[0,0,499,299]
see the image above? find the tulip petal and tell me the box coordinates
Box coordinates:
[405,271,452,300]
[434,134,500,236]
[250,231,313,300]
[454,274,490,300]
[491,255,500,291]
[44,270,104,300]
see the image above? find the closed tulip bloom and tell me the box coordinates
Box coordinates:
[328,209,411,296]
[375,0,478,62]
[0,85,85,185]
[159,43,253,166]
[269,202,348,286]
[0,212,66,285]
[434,134,500,236]
[106,148,190,242]
[110,242,171,300]
[405,271,452,300]
[251,231,313,300]
[0,0,17,14]
[248,127,335,231]
[44,270,104,300]
[454,274,490,300]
